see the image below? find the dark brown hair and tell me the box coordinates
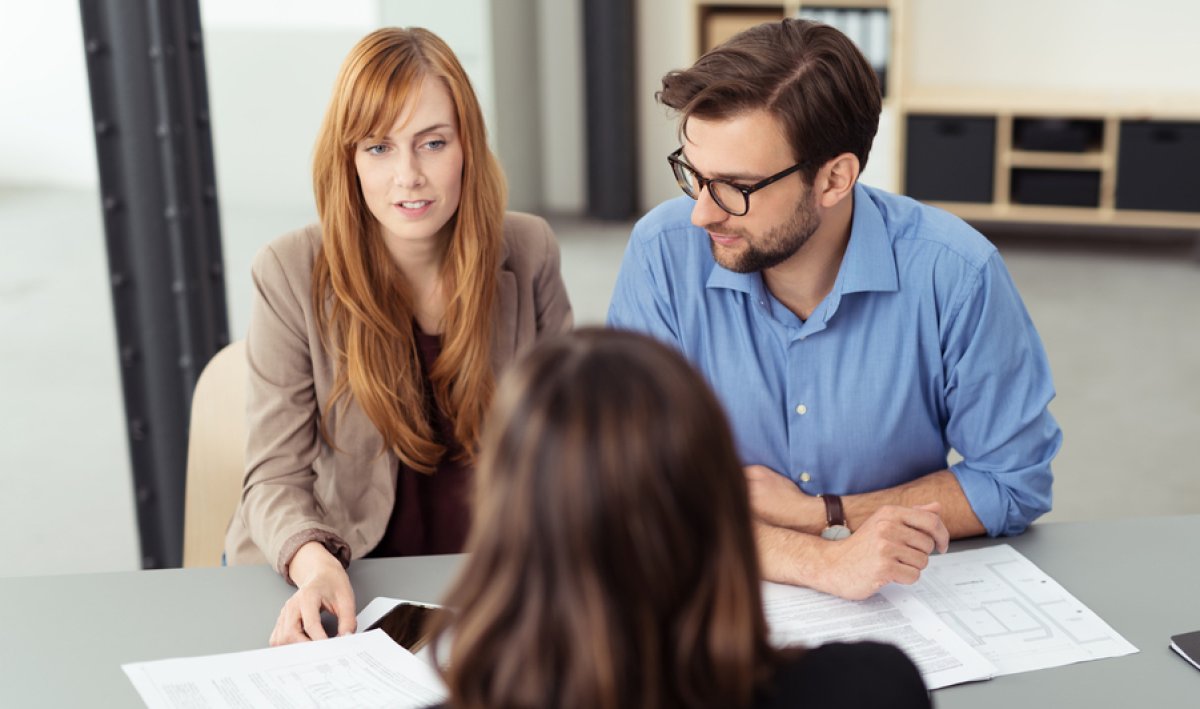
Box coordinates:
[658,18,881,181]
[433,328,787,709]
[311,27,506,471]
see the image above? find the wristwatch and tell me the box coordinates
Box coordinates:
[818,494,852,540]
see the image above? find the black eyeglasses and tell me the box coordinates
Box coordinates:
[668,147,809,217]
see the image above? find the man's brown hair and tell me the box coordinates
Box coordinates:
[659,18,881,181]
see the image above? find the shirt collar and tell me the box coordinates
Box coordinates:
[836,182,899,296]
[704,183,898,299]
[706,261,754,294]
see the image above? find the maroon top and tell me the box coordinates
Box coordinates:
[367,329,473,558]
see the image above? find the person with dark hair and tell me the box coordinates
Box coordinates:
[609,19,1060,600]
[428,328,931,709]
[223,27,572,644]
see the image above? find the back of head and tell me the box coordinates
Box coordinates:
[438,329,774,709]
[658,18,881,180]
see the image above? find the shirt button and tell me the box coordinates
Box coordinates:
[795,404,807,415]
[799,335,807,341]
[800,471,812,483]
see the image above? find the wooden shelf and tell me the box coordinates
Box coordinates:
[902,87,1200,120]
[1006,150,1108,171]
[927,202,1200,230]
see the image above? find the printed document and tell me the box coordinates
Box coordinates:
[915,544,1138,675]
[123,629,446,709]
[762,581,997,689]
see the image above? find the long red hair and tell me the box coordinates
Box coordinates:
[310,27,506,470]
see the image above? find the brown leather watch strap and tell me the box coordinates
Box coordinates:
[820,494,848,528]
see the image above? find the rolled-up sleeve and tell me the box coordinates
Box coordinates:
[943,252,1061,536]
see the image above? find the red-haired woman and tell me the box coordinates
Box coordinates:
[430,329,929,709]
[223,27,572,645]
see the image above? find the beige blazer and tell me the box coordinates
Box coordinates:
[225,213,573,575]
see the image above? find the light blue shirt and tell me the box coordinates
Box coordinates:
[607,183,1060,536]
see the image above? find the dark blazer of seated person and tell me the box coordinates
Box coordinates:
[423,329,930,709]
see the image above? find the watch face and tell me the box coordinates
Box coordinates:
[820,524,852,541]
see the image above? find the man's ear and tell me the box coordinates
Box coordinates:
[815,153,860,208]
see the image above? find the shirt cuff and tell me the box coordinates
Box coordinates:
[278,529,351,585]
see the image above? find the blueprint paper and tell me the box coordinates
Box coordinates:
[914,544,1138,675]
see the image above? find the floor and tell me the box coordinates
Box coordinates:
[1,186,1198,578]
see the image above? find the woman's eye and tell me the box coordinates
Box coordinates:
[422,139,446,151]
[365,144,388,156]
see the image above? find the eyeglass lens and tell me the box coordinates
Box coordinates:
[673,162,747,215]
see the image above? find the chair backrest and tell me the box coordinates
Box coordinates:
[183,340,247,568]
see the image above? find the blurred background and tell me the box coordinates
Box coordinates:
[1,0,1197,577]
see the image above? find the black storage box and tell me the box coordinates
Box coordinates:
[1010,168,1101,208]
[1116,121,1200,212]
[905,115,996,203]
[1013,118,1103,153]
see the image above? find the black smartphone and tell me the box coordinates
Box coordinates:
[366,601,443,653]
[1170,629,1200,671]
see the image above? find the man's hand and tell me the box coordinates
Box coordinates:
[816,503,949,599]
[270,541,357,646]
[756,503,949,601]
[745,464,822,531]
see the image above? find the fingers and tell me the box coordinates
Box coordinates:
[270,598,310,646]
[333,589,358,637]
[300,598,329,641]
[912,502,950,553]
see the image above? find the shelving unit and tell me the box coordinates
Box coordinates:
[689,0,1200,234]
[901,89,1200,229]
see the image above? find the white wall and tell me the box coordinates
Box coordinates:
[537,0,586,213]
[635,0,693,213]
[907,0,1200,94]
[0,1,97,188]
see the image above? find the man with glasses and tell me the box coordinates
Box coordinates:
[608,19,1060,600]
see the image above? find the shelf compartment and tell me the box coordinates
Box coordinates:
[1012,117,1104,153]
[1010,168,1102,208]
[1116,120,1200,213]
[904,115,996,203]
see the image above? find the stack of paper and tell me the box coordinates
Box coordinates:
[123,630,445,709]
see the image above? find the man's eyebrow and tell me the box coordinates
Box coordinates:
[679,148,762,182]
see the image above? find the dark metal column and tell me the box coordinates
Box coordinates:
[583,0,639,220]
[79,0,228,568]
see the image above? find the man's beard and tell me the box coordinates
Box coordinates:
[708,194,820,273]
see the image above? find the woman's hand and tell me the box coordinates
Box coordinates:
[269,541,357,646]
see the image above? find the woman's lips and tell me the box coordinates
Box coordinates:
[394,199,433,218]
